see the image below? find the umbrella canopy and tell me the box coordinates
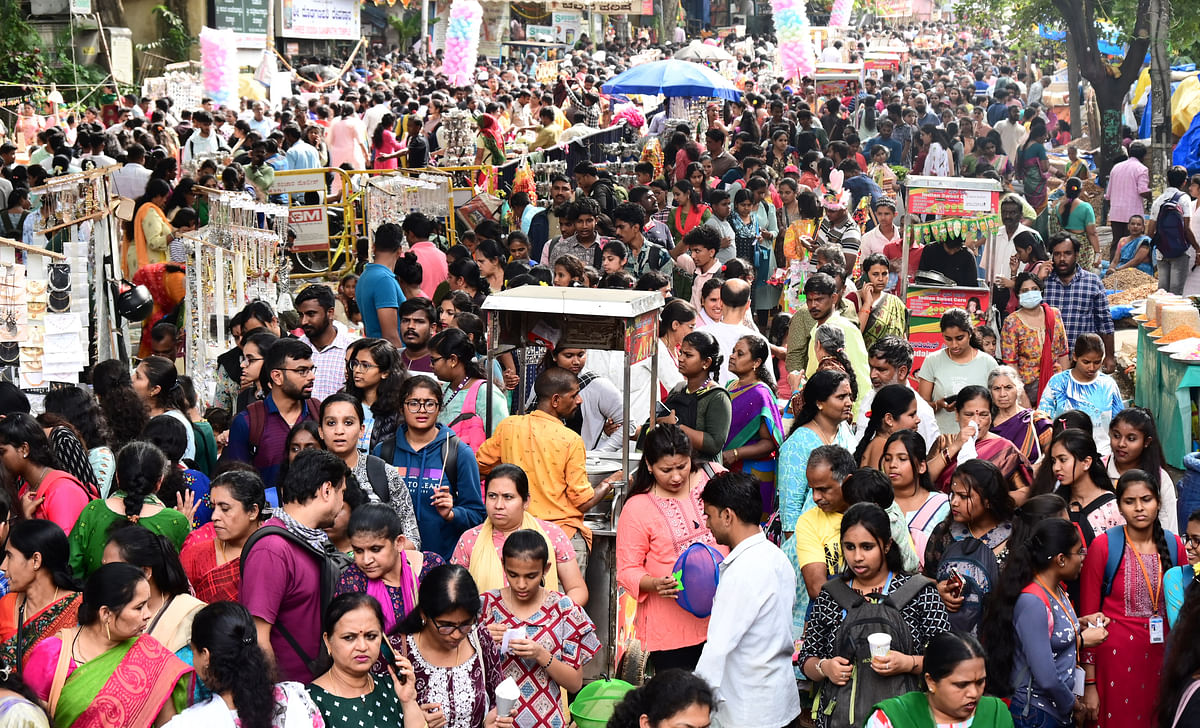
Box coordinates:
[674,41,735,63]
[601,59,742,101]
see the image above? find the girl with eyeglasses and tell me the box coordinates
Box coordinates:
[345,338,408,455]
[319,393,421,551]
[380,376,484,561]
[1165,509,1200,627]
[393,564,511,728]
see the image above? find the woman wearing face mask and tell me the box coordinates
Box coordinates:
[1105,407,1177,533]
[319,393,421,548]
[480,530,600,728]
[1000,273,1069,404]
[988,367,1053,464]
[1079,471,1186,726]
[1037,334,1123,456]
[616,425,726,672]
[392,564,509,728]
[23,562,194,727]
[866,632,1014,728]
[917,309,998,436]
[800,503,950,728]
[979,518,1107,728]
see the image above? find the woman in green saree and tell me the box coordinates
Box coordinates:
[850,253,907,351]
[722,335,784,517]
[24,562,194,728]
[0,520,82,670]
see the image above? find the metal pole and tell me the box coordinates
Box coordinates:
[419,0,430,58]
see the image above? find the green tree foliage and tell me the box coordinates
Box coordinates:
[136,5,195,63]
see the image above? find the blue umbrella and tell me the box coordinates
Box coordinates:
[601,59,741,101]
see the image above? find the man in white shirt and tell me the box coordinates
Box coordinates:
[1147,165,1200,295]
[109,143,152,200]
[246,102,274,138]
[363,91,392,142]
[702,279,768,384]
[992,105,1028,160]
[182,110,229,166]
[854,335,940,450]
[697,472,801,728]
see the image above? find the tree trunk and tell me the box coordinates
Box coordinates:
[1066,31,1082,137]
[1052,0,1152,180]
[1148,0,1172,192]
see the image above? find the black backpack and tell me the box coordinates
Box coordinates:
[1152,191,1190,259]
[240,526,353,678]
[376,433,460,492]
[932,533,999,633]
[815,575,932,728]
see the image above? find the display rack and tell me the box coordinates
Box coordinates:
[363,171,454,246]
[180,229,245,407]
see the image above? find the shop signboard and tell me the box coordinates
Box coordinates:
[906,286,990,371]
[278,0,361,40]
[907,186,999,218]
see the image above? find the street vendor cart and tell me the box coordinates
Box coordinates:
[900,176,1003,371]
[481,286,665,676]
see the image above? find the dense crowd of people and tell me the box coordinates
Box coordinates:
[2,15,1200,728]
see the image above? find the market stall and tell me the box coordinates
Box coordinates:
[900,176,1002,370]
[181,191,290,407]
[1133,294,1200,468]
[480,286,664,677]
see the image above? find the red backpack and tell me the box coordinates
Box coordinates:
[448,380,487,450]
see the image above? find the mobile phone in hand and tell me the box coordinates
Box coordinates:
[947,567,965,598]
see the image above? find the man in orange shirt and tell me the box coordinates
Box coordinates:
[476,367,613,571]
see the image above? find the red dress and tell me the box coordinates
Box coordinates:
[1081,529,1186,727]
[179,522,241,603]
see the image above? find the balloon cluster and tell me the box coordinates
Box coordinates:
[829,0,854,27]
[442,0,484,87]
[773,0,815,81]
[200,27,239,109]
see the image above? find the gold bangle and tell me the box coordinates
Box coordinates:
[732,448,739,460]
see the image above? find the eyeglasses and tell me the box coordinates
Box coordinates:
[429,355,445,366]
[431,618,475,635]
[404,399,439,412]
[348,360,378,371]
[240,355,262,366]
[277,366,317,377]
[1185,536,1200,548]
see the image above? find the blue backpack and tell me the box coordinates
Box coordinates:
[1102,526,1179,597]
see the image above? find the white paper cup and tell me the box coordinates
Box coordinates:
[495,676,520,716]
[868,633,891,658]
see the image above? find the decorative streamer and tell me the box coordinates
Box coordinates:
[199,27,239,109]
[772,0,816,82]
[442,0,484,87]
[829,0,854,28]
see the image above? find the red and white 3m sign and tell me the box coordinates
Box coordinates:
[289,205,329,252]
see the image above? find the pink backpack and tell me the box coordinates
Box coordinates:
[449,380,488,450]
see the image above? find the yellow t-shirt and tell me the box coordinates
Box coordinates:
[794,508,843,577]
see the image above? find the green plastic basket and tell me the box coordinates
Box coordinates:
[569,678,636,728]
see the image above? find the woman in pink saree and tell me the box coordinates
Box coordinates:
[24,563,193,728]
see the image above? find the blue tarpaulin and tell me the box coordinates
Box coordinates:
[1037,24,1150,62]
[1174,112,1200,174]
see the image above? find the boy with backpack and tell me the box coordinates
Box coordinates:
[240,449,352,682]
[1147,165,1199,295]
